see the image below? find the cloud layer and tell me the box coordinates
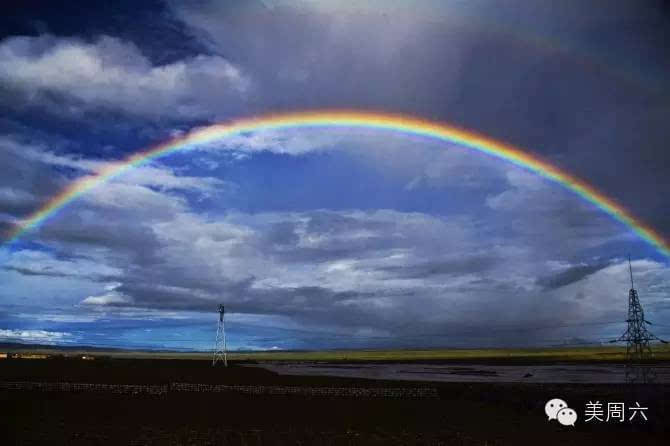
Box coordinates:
[0,35,250,118]
[1,0,669,349]
[2,127,668,348]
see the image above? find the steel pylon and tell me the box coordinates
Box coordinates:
[611,257,667,383]
[212,304,228,367]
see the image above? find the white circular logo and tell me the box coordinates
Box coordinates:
[557,407,578,426]
[544,398,568,420]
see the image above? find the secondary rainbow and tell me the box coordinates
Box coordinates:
[5,110,670,257]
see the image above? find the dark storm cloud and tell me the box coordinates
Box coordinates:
[254,210,484,267]
[169,0,470,114]
[38,216,161,253]
[0,189,40,217]
[167,0,670,241]
[0,264,120,286]
[536,263,610,290]
[378,256,499,279]
[93,273,405,337]
[2,265,71,278]
[113,280,370,317]
[263,212,404,263]
[53,208,475,335]
[0,137,70,218]
[484,170,624,258]
[54,205,582,343]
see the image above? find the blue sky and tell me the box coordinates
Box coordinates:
[1,0,669,350]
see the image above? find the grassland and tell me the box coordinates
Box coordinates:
[5,343,670,362]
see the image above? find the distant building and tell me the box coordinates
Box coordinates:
[15,353,49,359]
[0,353,7,359]
[80,355,95,360]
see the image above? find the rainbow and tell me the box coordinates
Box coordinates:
[5,110,670,257]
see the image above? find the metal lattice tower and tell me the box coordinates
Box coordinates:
[212,304,228,367]
[612,257,667,383]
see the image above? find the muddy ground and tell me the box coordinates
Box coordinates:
[1,358,668,445]
[250,361,670,383]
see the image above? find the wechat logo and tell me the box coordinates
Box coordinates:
[545,398,577,426]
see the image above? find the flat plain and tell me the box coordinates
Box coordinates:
[4,343,670,361]
[1,347,669,445]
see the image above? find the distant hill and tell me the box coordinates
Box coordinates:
[0,341,129,352]
[0,341,186,353]
[0,341,300,354]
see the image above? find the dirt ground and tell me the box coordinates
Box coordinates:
[1,358,668,445]
[249,361,670,383]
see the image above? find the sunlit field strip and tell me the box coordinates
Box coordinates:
[4,344,670,362]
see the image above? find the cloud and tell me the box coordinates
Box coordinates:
[0,136,71,218]
[1,0,669,351]
[35,205,612,342]
[0,328,71,342]
[47,209,478,320]
[2,249,121,280]
[4,126,661,347]
[485,169,624,256]
[536,262,611,290]
[166,0,670,247]
[0,187,39,216]
[0,34,251,119]
[377,256,500,279]
[81,283,132,306]
[188,127,344,157]
[0,133,235,236]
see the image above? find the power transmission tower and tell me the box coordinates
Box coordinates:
[212,304,228,367]
[611,256,667,384]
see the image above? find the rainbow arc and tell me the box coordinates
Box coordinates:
[5,110,669,258]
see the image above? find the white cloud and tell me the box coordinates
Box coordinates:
[486,169,551,211]
[16,313,101,323]
[119,166,225,192]
[82,283,132,306]
[0,35,251,118]
[81,181,187,216]
[190,127,343,156]
[0,329,71,342]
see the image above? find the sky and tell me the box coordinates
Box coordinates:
[1,0,670,351]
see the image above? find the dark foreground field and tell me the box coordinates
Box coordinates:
[1,358,669,445]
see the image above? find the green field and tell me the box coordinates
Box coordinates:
[5,343,670,362]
